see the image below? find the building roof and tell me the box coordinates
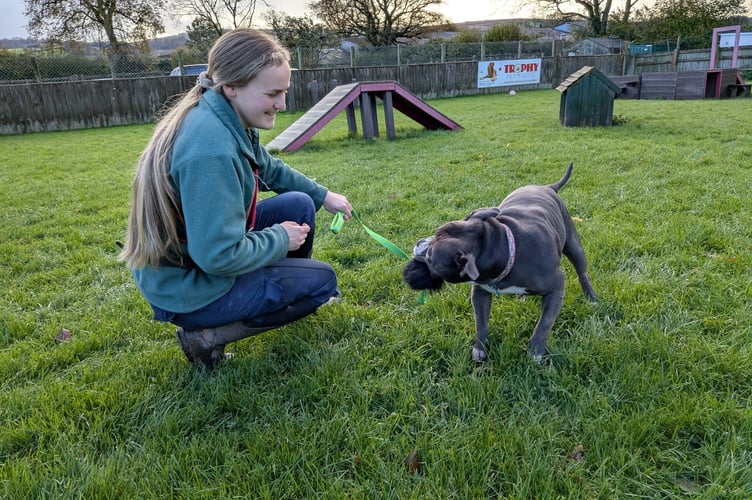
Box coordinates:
[556,66,621,94]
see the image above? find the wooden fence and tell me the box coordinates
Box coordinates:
[0,48,749,136]
[628,46,752,74]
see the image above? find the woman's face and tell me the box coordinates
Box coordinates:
[223,62,291,130]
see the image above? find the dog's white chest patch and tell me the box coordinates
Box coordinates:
[474,283,528,296]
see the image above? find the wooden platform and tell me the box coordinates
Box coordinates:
[727,83,751,97]
[609,75,641,99]
[608,68,746,101]
[266,80,463,152]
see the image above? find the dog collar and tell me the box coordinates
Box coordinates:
[473,223,517,296]
[491,223,516,283]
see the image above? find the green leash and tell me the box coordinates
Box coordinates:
[331,209,426,304]
[331,210,408,259]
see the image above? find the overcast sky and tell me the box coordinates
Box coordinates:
[0,0,534,39]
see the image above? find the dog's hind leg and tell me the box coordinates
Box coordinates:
[562,222,598,302]
[470,284,493,362]
[528,278,565,362]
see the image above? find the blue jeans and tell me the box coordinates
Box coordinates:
[152,192,339,330]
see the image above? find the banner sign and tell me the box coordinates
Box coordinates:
[477,58,542,88]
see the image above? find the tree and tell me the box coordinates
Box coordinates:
[524,0,643,36]
[265,11,339,49]
[24,0,165,54]
[453,29,482,43]
[610,0,749,45]
[618,0,642,23]
[309,0,448,46]
[484,24,529,42]
[547,0,614,35]
[169,0,259,36]
[185,17,219,55]
[266,11,340,67]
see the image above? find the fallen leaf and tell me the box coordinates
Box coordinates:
[55,328,72,343]
[353,452,361,466]
[572,216,583,222]
[569,444,585,463]
[404,448,420,474]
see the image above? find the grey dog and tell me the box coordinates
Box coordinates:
[402,163,598,362]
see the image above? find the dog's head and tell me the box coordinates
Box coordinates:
[402,255,445,290]
[402,218,487,291]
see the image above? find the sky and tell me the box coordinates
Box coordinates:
[0,0,534,39]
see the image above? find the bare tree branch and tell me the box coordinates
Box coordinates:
[170,0,259,34]
[25,0,165,53]
[310,0,447,45]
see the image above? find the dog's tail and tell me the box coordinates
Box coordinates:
[550,162,574,192]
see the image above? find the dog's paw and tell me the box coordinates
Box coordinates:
[528,348,551,365]
[472,345,487,363]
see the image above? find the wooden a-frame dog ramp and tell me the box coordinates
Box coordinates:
[265,80,463,152]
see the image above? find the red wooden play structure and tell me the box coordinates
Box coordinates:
[266,81,462,152]
[609,25,750,100]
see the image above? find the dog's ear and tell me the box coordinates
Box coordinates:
[402,256,444,290]
[458,253,480,281]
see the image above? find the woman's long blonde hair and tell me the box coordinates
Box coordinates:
[119,29,290,269]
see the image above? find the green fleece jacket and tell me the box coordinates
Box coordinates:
[133,89,328,313]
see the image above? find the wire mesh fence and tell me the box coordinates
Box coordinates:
[0,36,727,85]
[289,40,569,68]
[1,40,584,84]
[0,49,208,84]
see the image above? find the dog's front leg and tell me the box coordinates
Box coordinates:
[528,283,565,362]
[470,284,493,362]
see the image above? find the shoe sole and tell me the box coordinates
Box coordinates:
[175,328,196,363]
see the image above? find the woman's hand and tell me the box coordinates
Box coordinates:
[323,191,353,219]
[281,221,310,251]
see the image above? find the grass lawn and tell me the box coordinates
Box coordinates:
[1,89,750,497]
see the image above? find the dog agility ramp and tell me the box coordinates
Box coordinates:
[266,80,462,152]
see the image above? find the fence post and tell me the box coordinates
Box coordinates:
[481,42,485,61]
[175,51,185,90]
[397,45,401,66]
[518,41,522,58]
[350,46,355,68]
[308,79,319,103]
[441,43,446,63]
[297,47,303,70]
[287,71,297,113]
[351,78,359,108]
[32,56,42,83]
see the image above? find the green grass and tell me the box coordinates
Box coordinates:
[1,90,751,497]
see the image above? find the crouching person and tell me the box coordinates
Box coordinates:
[119,28,352,369]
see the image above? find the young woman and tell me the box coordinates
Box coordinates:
[119,28,352,369]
